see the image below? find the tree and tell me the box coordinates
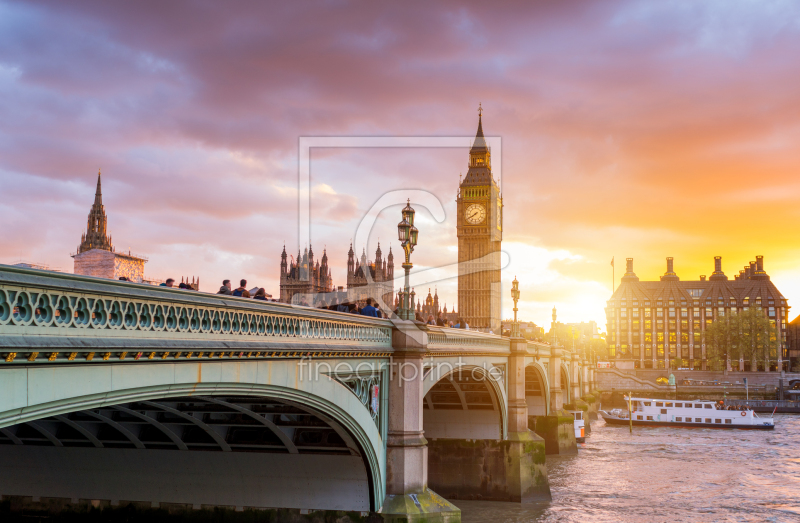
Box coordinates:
[705,307,777,371]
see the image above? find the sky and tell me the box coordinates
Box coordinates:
[2,0,800,329]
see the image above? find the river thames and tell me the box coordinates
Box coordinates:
[459,414,800,523]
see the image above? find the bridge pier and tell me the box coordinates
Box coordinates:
[549,347,565,411]
[424,338,550,503]
[380,322,460,522]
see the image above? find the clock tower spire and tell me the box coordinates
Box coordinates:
[456,107,502,333]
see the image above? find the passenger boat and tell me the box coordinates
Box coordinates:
[600,397,774,430]
[566,410,586,442]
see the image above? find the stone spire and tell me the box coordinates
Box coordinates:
[77,170,113,254]
[470,104,488,153]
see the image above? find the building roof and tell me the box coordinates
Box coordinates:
[609,256,788,307]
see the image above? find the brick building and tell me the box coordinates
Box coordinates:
[606,256,789,370]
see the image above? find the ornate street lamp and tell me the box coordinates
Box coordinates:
[510,276,520,338]
[397,199,419,320]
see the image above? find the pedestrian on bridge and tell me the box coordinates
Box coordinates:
[217,280,232,295]
[232,279,251,298]
[360,298,379,318]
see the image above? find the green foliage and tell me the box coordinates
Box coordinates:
[706,307,777,370]
[582,394,596,404]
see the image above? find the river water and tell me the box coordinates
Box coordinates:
[458,414,800,523]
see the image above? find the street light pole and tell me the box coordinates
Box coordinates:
[397,199,419,321]
[511,277,520,338]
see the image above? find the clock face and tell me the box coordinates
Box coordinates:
[465,203,486,225]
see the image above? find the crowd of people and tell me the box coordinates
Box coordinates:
[215,279,274,301]
[154,277,472,329]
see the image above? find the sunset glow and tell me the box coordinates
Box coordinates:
[2,1,799,328]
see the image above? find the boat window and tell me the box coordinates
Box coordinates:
[676,417,682,421]
[725,419,732,424]
[637,416,643,420]
[715,419,721,424]
[665,402,673,407]
[695,404,703,408]
[644,402,651,406]
[675,403,682,407]
[705,418,711,423]
[696,418,703,422]
[685,418,691,423]
[647,416,653,420]
[661,409,667,414]
[656,402,663,407]
[704,405,712,409]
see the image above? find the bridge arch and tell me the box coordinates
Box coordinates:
[525,362,549,416]
[0,361,385,512]
[422,363,508,441]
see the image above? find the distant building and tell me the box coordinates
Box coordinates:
[786,315,800,372]
[346,244,394,309]
[72,171,149,283]
[566,321,599,340]
[416,287,458,324]
[501,320,544,340]
[606,256,790,371]
[279,245,334,304]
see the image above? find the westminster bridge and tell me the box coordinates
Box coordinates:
[0,266,595,522]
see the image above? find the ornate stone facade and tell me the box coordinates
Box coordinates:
[72,171,148,282]
[457,110,503,333]
[417,287,458,324]
[279,246,334,304]
[346,243,394,309]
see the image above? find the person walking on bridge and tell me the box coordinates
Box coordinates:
[232,279,251,298]
[217,279,232,295]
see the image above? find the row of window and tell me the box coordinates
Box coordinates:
[611,297,784,307]
[650,402,712,408]
[612,307,783,318]
[637,415,732,424]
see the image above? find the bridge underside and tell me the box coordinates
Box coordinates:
[0,395,372,512]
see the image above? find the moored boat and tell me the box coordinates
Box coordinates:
[600,397,774,430]
[566,410,586,442]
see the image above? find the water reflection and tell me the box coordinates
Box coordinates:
[459,415,800,523]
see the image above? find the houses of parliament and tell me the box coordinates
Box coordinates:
[278,110,503,332]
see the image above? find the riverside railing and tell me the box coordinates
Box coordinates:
[0,265,393,365]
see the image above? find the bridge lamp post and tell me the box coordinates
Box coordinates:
[510,276,520,338]
[397,199,418,321]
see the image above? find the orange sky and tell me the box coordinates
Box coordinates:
[1,1,799,328]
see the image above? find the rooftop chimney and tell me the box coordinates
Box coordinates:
[700,275,707,282]
[661,257,679,281]
[751,255,769,280]
[709,255,728,281]
[621,257,639,282]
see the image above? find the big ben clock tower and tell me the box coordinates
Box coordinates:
[457,107,502,333]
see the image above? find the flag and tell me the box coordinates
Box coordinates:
[610,257,614,267]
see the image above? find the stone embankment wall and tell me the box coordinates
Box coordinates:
[596,369,664,391]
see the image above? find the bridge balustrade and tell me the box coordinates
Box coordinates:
[0,265,392,364]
